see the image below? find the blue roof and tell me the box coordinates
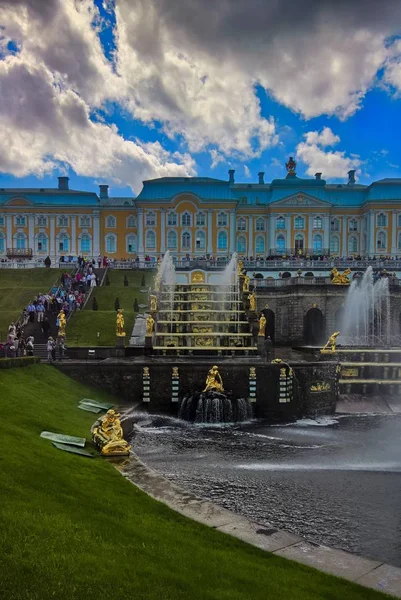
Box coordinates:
[0,189,99,206]
[137,178,237,201]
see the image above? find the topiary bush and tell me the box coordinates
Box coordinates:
[105,274,110,286]
[133,298,139,312]
[92,296,98,311]
[141,273,146,287]
[114,297,120,311]
[124,275,129,287]
[0,356,40,369]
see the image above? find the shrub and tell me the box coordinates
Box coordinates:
[134,298,139,312]
[141,273,146,287]
[92,296,98,311]
[44,256,51,268]
[0,356,40,369]
[124,275,129,287]
[105,274,110,286]
[114,297,120,311]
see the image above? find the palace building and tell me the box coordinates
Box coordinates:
[1,159,401,261]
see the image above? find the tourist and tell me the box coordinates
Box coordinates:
[36,301,45,323]
[28,302,36,322]
[47,337,55,362]
[42,316,51,339]
[56,337,65,361]
[90,272,97,287]
[26,336,34,356]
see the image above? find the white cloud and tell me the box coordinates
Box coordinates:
[383,39,401,94]
[296,127,361,179]
[210,150,225,170]
[244,165,251,178]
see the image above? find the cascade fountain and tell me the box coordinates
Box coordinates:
[339,266,391,346]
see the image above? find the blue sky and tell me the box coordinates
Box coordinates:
[0,0,400,196]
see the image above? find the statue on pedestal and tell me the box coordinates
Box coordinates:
[320,331,340,354]
[116,309,126,337]
[57,310,66,338]
[249,291,256,312]
[92,409,131,456]
[258,314,266,337]
[237,259,244,276]
[203,365,224,393]
[243,274,250,292]
[149,294,158,312]
[331,267,351,285]
[146,314,155,336]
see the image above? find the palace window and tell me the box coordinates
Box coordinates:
[276,235,285,253]
[0,234,4,253]
[58,233,69,252]
[0,215,4,227]
[145,230,156,249]
[276,216,285,230]
[181,212,191,227]
[106,233,117,253]
[146,211,156,227]
[255,236,265,253]
[313,216,322,230]
[167,230,177,249]
[80,216,91,228]
[255,218,265,232]
[294,216,305,229]
[58,216,68,227]
[36,233,48,253]
[217,230,227,250]
[127,215,137,228]
[330,236,339,253]
[15,216,26,227]
[126,234,137,253]
[37,216,47,227]
[196,231,205,250]
[377,213,387,227]
[330,219,340,232]
[398,215,401,228]
[377,231,386,250]
[196,212,206,227]
[80,234,91,253]
[218,212,227,227]
[106,215,116,228]
[237,236,246,253]
[398,233,401,249]
[349,219,358,232]
[182,231,191,249]
[237,218,246,231]
[313,234,323,253]
[167,212,177,226]
[348,236,358,253]
[14,232,27,250]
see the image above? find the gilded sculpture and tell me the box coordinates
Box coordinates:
[258,314,266,336]
[331,267,351,285]
[203,365,224,393]
[57,309,66,337]
[310,382,331,392]
[321,331,340,354]
[92,409,131,456]
[116,309,126,337]
[286,156,296,175]
[237,259,244,276]
[146,314,155,336]
[249,291,256,312]
[243,274,250,292]
[149,294,158,312]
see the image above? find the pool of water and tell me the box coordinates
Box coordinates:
[131,413,401,566]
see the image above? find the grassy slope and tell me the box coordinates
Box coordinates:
[0,364,389,600]
[0,268,65,337]
[67,270,153,346]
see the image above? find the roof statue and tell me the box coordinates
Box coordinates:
[285,156,297,177]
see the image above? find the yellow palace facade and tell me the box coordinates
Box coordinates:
[1,161,401,261]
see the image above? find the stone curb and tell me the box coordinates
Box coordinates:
[119,454,401,598]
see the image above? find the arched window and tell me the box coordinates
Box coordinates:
[167,230,177,249]
[294,216,305,229]
[398,215,401,228]
[58,216,68,227]
[313,234,323,253]
[348,236,358,253]
[331,218,340,232]
[255,236,265,253]
[106,215,116,228]
[295,233,304,253]
[313,216,322,229]
[217,231,227,250]
[80,216,91,228]
[196,230,205,250]
[349,219,358,232]
[0,233,4,253]
[105,234,117,253]
[377,213,387,227]
[58,233,69,253]
[37,233,48,253]
[13,232,26,249]
[255,218,265,231]
[276,216,285,230]
[237,236,246,253]
[0,215,4,227]
[181,212,191,227]
[377,231,386,250]
[182,231,191,249]
[196,212,205,226]
[167,212,177,226]
[218,212,227,227]
[145,230,155,249]
[126,234,137,253]
[237,217,246,231]
[127,215,136,228]
[276,235,285,253]
[330,236,339,253]
[80,234,91,254]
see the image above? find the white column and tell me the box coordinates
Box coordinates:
[285,216,291,252]
[207,210,213,254]
[391,210,397,256]
[71,216,76,255]
[50,216,55,258]
[323,214,330,252]
[269,214,275,254]
[6,214,12,249]
[137,209,144,256]
[248,216,254,256]
[229,210,236,254]
[160,210,166,254]
[93,212,100,256]
[369,212,375,254]
[28,214,34,253]
[342,216,347,255]
[308,215,313,251]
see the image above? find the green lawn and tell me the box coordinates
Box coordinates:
[0,268,66,338]
[0,364,390,600]
[67,270,154,346]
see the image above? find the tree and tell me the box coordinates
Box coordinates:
[124,275,129,287]
[114,297,120,311]
[134,297,139,312]
[44,256,51,268]
[141,273,146,287]
[92,296,98,311]
[105,274,110,286]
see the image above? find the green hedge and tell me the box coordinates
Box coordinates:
[0,356,40,369]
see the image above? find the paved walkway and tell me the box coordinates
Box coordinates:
[120,454,401,598]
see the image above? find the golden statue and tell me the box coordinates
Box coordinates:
[92,409,131,456]
[321,331,340,354]
[203,365,224,393]
[249,292,256,312]
[146,315,155,336]
[149,294,158,312]
[191,271,205,283]
[116,309,126,337]
[57,310,66,337]
[331,267,351,285]
[285,156,296,175]
[243,274,250,292]
[258,314,266,337]
[237,259,244,276]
